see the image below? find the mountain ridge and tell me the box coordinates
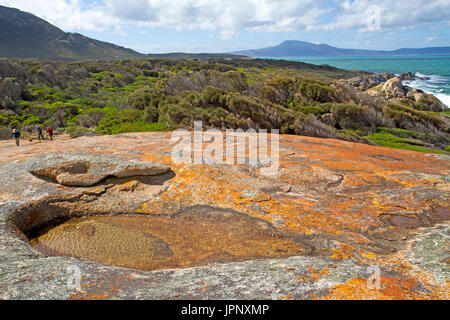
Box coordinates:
[233,40,450,57]
[0,5,251,61]
[0,5,146,61]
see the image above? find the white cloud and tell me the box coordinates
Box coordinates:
[0,0,120,31]
[325,0,450,32]
[0,0,449,37]
[220,30,240,40]
[101,0,331,39]
[426,36,437,43]
[127,42,246,54]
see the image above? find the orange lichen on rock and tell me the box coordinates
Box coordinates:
[1,132,449,300]
[130,132,449,264]
[307,266,331,281]
[320,276,448,300]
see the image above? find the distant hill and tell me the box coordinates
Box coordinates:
[0,5,250,61]
[233,40,450,57]
[0,5,146,60]
[147,52,249,60]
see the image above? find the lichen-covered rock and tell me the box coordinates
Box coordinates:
[111,164,171,178]
[30,160,90,181]
[55,172,107,187]
[0,132,448,300]
[30,160,171,187]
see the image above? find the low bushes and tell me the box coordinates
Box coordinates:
[97,122,168,135]
[382,103,447,132]
[295,77,335,102]
[0,58,448,153]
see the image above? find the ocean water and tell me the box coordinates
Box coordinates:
[263,55,450,107]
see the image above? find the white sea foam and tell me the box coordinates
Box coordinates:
[435,93,450,108]
[403,73,450,108]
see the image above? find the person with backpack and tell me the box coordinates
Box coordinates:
[12,128,21,146]
[37,126,45,140]
[46,127,54,140]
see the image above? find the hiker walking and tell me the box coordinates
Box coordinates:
[46,127,54,140]
[12,128,21,146]
[37,126,45,140]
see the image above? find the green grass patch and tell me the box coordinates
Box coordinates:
[366,128,446,154]
[376,127,427,140]
[95,121,169,135]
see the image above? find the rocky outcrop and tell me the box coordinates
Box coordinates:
[371,76,406,99]
[339,72,395,91]
[0,78,23,110]
[399,72,416,81]
[341,71,447,112]
[365,76,404,100]
[0,59,32,110]
[0,132,449,300]
[365,76,447,111]
[399,72,431,81]
[30,160,171,187]
[382,77,406,98]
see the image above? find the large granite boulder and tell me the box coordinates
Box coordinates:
[380,77,406,98]
[0,132,449,300]
[30,160,171,187]
[340,72,395,91]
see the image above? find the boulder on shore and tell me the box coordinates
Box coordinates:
[365,76,447,111]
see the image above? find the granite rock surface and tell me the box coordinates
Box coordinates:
[0,132,448,300]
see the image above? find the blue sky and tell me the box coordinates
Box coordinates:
[1,0,449,53]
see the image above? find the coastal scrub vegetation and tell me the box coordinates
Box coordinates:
[0,57,448,153]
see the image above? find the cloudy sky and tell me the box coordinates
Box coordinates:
[1,0,449,53]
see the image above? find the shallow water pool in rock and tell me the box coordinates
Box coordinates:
[30,207,308,271]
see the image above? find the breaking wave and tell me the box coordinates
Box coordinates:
[403,72,450,108]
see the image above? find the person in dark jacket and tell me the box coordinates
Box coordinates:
[46,127,54,140]
[37,126,45,140]
[12,128,21,146]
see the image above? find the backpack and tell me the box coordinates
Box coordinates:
[12,129,20,137]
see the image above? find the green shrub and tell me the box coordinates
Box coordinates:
[23,115,41,126]
[299,105,325,116]
[128,86,161,110]
[0,126,11,139]
[414,98,441,111]
[258,86,281,104]
[0,114,9,126]
[9,120,20,128]
[102,122,168,135]
[143,106,159,123]
[192,107,211,122]
[78,109,106,128]
[383,103,446,130]
[202,86,225,105]
[338,129,371,144]
[330,103,363,115]
[158,104,191,126]
[295,77,334,102]
[66,126,96,138]
[223,71,248,91]
[94,107,144,134]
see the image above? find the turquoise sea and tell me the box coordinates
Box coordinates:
[263,55,450,107]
